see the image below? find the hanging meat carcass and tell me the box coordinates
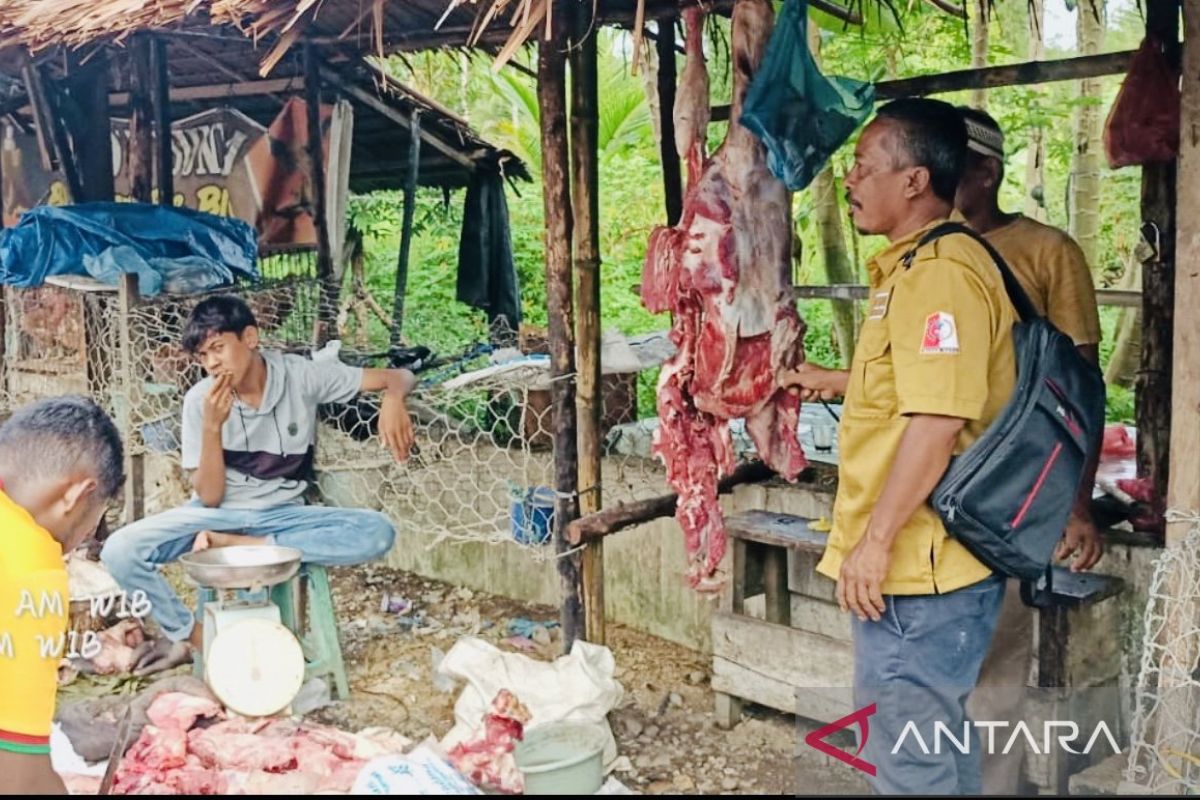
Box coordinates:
[643,0,807,590]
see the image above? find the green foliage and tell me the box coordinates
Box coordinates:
[349,3,1146,423]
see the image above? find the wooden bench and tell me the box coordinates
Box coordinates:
[712,510,1126,733]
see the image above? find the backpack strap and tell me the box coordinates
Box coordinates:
[900,221,1041,323]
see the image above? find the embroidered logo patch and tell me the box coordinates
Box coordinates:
[921,312,960,354]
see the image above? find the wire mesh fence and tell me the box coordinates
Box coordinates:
[1125,512,1200,794]
[0,273,669,557]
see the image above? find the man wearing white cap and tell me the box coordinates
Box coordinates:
[955,105,1104,795]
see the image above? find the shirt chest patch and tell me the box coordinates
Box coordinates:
[921,311,960,354]
[869,289,893,320]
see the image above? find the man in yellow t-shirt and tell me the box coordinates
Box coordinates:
[955,106,1105,795]
[0,397,123,795]
[780,98,1016,794]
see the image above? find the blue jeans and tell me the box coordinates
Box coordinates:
[100,501,396,642]
[852,574,1006,795]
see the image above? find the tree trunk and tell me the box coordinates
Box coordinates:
[970,0,990,110]
[1104,255,1142,386]
[1024,0,1047,221]
[1069,0,1106,269]
[1138,0,1179,538]
[570,3,604,645]
[809,28,857,365]
[642,27,663,147]
[811,168,857,365]
[538,6,583,651]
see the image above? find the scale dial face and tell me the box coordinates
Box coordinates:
[206,618,305,717]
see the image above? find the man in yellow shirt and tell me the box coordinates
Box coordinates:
[955,105,1104,795]
[0,397,124,794]
[780,98,1016,793]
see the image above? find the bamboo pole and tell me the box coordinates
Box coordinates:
[538,1,582,652]
[1139,0,1179,542]
[128,36,154,203]
[304,41,338,344]
[118,274,145,523]
[390,112,422,348]
[571,2,604,645]
[710,50,1134,121]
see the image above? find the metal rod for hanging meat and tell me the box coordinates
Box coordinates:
[390,112,422,348]
[538,0,582,653]
[571,0,604,646]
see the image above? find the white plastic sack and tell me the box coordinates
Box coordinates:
[353,743,481,795]
[436,637,624,767]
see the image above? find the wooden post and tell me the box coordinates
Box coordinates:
[1138,0,1179,540]
[304,41,338,344]
[1167,0,1200,544]
[64,50,115,202]
[571,3,604,645]
[151,37,174,205]
[23,62,83,202]
[118,274,144,522]
[390,112,422,348]
[129,36,155,203]
[539,4,582,652]
[655,19,683,225]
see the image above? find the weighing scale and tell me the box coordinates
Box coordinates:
[179,545,307,717]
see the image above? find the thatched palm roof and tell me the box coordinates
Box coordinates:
[0,1,535,190]
[0,0,780,74]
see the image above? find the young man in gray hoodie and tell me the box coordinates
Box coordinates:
[102,295,416,674]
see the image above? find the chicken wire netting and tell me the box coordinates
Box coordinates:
[0,273,670,557]
[1125,512,1200,794]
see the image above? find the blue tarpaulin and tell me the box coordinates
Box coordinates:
[0,203,259,294]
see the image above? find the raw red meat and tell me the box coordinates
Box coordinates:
[1102,424,1136,459]
[643,0,807,589]
[122,725,190,772]
[145,692,223,730]
[84,619,146,675]
[446,689,530,794]
[111,691,409,795]
[188,726,296,772]
[1116,476,1165,532]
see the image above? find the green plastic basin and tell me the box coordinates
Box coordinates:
[514,722,607,795]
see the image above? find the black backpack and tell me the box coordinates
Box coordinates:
[902,222,1107,607]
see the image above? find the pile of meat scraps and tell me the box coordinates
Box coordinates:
[85,619,148,675]
[446,689,530,794]
[642,0,807,589]
[112,692,408,794]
